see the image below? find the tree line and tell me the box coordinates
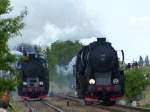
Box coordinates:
[139,56,149,66]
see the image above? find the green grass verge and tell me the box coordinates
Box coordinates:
[144,104,150,108]
[10,101,28,112]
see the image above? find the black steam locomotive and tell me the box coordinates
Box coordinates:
[17,45,49,100]
[74,38,125,105]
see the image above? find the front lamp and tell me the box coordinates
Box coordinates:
[23,82,27,86]
[113,78,119,84]
[39,81,44,85]
[89,79,96,85]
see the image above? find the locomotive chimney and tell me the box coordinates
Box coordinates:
[97,37,106,43]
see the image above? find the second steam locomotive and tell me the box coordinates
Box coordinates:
[74,38,125,105]
[17,45,49,100]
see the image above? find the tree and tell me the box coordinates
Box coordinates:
[47,40,83,83]
[138,56,144,66]
[145,56,149,66]
[0,0,27,96]
[47,40,83,66]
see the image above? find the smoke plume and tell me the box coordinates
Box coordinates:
[56,56,76,76]
[9,0,101,47]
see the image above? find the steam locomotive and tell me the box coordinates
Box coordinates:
[17,45,49,100]
[74,38,125,105]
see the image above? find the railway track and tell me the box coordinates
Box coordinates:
[53,94,150,112]
[24,100,64,112]
[24,101,34,112]
[42,101,64,112]
[96,104,150,112]
[49,94,113,112]
[115,104,150,112]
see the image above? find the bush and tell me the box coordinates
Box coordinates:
[125,68,147,102]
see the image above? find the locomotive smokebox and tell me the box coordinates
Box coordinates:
[97,38,106,43]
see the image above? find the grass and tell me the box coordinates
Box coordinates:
[10,101,28,112]
[144,104,150,108]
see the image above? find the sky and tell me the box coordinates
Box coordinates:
[9,0,150,62]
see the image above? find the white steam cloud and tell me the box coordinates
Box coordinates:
[33,23,99,46]
[9,0,101,47]
[56,56,76,75]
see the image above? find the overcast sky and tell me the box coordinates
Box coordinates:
[9,0,150,62]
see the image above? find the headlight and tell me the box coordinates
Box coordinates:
[89,79,96,85]
[39,81,44,85]
[113,78,119,84]
[23,82,27,86]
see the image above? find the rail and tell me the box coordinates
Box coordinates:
[42,101,64,112]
